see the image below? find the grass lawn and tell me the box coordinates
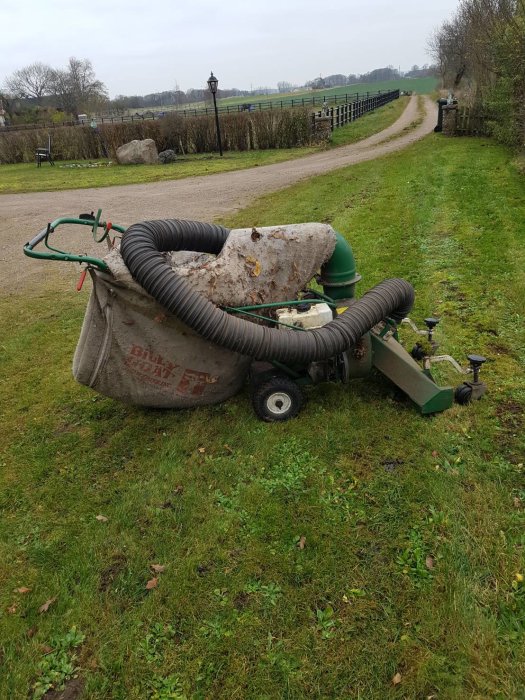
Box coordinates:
[0,98,409,194]
[1,135,524,699]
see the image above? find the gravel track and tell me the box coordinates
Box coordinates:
[0,95,436,293]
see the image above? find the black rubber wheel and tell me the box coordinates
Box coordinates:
[411,343,425,361]
[251,376,304,422]
[455,384,473,405]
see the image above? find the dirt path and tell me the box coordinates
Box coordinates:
[1,95,436,293]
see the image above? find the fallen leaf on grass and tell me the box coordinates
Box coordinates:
[7,604,17,614]
[431,450,439,458]
[96,515,108,522]
[150,564,165,574]
[41,645,53,655]
[39,597,57,614]
[425,556,435,570]
[297,536,307,550]
[145,577,158,590]
[197,447,206,454]
[392,672,402,685]
[14,587,31,594]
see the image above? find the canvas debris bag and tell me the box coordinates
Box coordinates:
[72,224,336,408]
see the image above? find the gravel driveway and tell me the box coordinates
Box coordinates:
[1,95,436,293]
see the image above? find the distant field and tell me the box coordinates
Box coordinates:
[219,77,438,107]
[140,78,437,115]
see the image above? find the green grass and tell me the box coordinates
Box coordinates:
[1,135,524,699]
[0,98,409,194]
[329,96,411,147]
[0,149,318,195]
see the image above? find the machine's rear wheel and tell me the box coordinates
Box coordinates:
[252,376,304,422]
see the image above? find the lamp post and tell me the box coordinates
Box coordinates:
[207,71,223,156]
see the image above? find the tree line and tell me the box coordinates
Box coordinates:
[429,0,525,147]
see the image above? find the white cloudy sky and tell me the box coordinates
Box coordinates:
[2,0,459,96]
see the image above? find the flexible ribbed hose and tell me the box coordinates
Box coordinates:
[120,219,414,363]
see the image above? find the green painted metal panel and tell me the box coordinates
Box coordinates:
[371,333,454,414]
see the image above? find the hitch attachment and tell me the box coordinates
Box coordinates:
[402,318,488,405]
[455,354,487,404]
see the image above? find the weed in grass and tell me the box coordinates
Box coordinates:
[497,574,525,647]
[262,634,301,675]
[396,528,434,587]
[245,580,283,607]
[198,616,234,640]
[148,674,186,700]
[342,589,367,603]
[257,438,318,494]
[32,627,85,699]
[319,473,366,523]
[314,605,337,640]
[140,623,178,664]
[426,505,449,532]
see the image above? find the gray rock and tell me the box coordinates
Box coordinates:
[116,139,159,165]
[158,149,177,164]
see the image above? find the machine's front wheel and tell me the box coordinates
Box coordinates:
[455,383,473,405]
[251,376,304,422]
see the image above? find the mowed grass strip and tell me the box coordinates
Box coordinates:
[0,98,409,194]
[0,135,524,699]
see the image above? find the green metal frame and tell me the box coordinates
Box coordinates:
[23,211,126,272]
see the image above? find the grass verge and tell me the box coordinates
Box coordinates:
[0,99,409,194]
[1,135,523,699]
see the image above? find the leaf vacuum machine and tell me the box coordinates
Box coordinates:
[23,210,487,421]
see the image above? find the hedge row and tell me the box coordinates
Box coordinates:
[0,109,314,164]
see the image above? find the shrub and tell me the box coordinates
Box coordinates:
[0,108,315,163]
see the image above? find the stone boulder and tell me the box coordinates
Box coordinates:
[158,149,177,164]
[116,139,159,165]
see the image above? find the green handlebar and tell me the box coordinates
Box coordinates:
[23,214,127,271]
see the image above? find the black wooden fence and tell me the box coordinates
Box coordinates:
[312,90,400,130]
[1,90,400,133]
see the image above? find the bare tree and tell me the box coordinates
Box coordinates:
[50,57,108,115]
[4,62,54,103]
[429,0,525,145]
[277,81,293,93]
